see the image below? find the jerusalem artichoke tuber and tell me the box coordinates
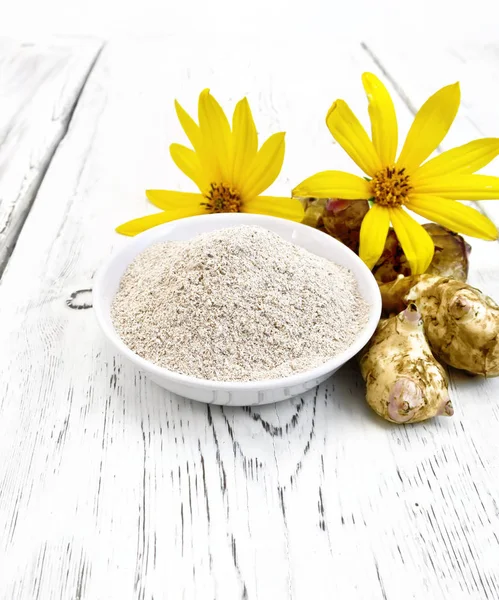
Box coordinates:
[301,199,471,282]
[380,275,499,376]
[359,304,453,424]
[372,224,470,283]
[301,198,369,253]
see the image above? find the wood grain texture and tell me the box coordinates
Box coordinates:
[1,37,499,600]
[0,36,102,277]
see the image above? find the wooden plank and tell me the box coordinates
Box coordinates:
[0,36,103,277]
[1,36,499,600]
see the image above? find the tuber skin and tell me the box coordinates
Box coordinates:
[359,304,453,424]
[380,275,499,376]
[301,200,471,283]
[423,223,471,282]
[302,198,369,253]
[372,224,471,284]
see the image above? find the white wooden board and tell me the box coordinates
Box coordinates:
[0,36,102,276]
[1,37,499,600]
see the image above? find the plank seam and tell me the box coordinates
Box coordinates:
[0,41,106,282]
[361,42,418,115]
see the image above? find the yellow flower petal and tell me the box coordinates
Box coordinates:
[174,99,202,150]
[175,97,217,183]
[406,194,498,240]
[169,144,208,192]
[242,195,304,222]
[146,190,204,211]
[326,100,382,176]
[359,204,391,269]
[389,207,434,274]
[397,82,460,173]
[292,170,372,199]
[116,206,206,236]
[231,97,258,188]
[240,132,285,199]
[362,72,398,167]
[198,89,231,182]
[412,138,499,182]
[414,174,499,199]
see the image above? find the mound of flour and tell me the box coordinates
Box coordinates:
[112,225,370,381]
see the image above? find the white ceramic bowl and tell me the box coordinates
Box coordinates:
[94,213,381,406]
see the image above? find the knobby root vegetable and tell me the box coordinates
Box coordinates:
[422,224,471,282]
[359,304,453,424]
[372,224,470,283]
[301,199,471,283]
[301,198,369,253]
[380,275,499,376]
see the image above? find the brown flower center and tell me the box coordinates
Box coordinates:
[371,166,412,207]
[202,183,242,213]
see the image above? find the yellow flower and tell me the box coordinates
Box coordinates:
[293,73,499,274]
[117,89,304,235]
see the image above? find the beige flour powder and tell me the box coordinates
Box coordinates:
[112,225,370,381]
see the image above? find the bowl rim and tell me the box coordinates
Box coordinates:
[94,213,382,390]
